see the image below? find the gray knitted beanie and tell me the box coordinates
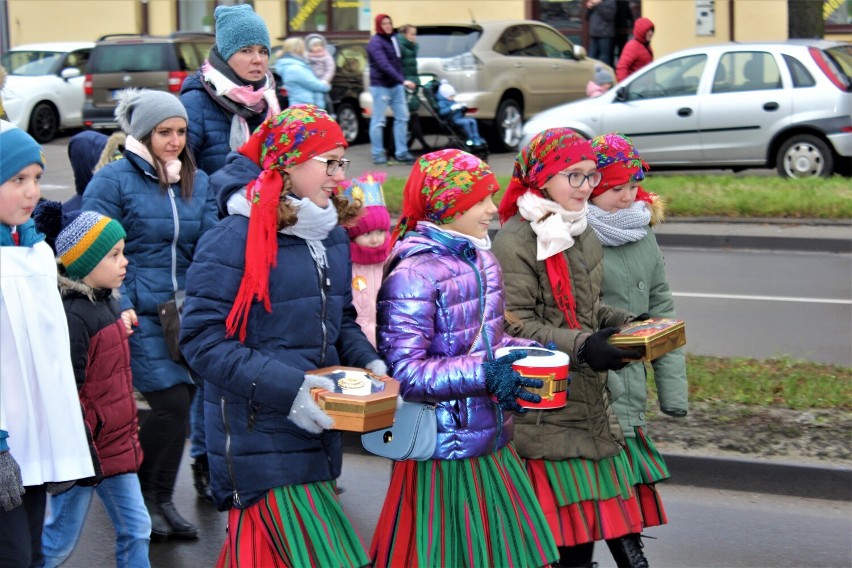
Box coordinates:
[114,89,188,139]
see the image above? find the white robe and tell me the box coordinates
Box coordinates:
[0,241,94,486]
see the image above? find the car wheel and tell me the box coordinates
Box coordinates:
[28,102,59,144]
[335,102,361,144]
[491,98,523,153]
[776,134,834,179]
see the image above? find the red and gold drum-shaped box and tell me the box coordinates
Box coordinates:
[609,317,686,361]
[306,366,400,433]
[494,346,570,409]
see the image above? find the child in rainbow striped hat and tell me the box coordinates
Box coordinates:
[33,201,152,567]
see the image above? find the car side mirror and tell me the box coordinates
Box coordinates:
[573,45,587,60]
[60,67,81,80]
[614,86,627,102]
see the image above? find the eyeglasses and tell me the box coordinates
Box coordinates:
[312,156,351,176]
[557,171,603,189]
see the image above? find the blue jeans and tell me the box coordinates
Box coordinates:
[369,84,410,161]
[589,36,614,67]
[451,112,483,143]
[42,474,151,568]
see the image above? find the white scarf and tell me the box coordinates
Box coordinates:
[517,192,588,260]
[125,136,181,184]
[227,189,339,281]
[587,202,651,247]
[420,221,491,250]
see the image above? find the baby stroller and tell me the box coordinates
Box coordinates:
[415,76,489,161]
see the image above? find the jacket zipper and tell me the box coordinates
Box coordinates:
[220,396,242,508]
[166,187,180,293]
[319,264,329,365]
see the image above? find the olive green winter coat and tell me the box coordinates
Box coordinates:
[492,216,635,461]
[599,228,688,437]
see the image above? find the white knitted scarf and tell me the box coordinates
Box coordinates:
[517,192,587,260]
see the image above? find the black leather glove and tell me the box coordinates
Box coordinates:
[578,327,642,372]
[484,351,543,414]
[0,450,24,511]
[632,313,650,322]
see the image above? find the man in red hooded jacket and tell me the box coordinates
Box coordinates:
[616,17,654,82]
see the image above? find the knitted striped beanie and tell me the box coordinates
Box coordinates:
[55,210,126,279]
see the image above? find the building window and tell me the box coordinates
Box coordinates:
[287,0,371,34]
[825,0,852,33]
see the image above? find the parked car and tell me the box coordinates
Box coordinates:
[0,42,94,142]
[521,40,852,179]
[83,32,214,130]
[271,39,368,144]
[359,20,612,152]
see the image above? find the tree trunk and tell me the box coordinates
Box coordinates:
[787,0,824,38]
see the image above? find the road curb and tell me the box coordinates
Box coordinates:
[653,233,852,253]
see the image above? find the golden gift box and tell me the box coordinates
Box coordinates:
[609,317,687,361]
[307,366,399,433]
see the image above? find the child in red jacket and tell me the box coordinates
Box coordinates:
[34,202,151,567]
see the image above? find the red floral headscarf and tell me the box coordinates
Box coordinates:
[498,128,594,224]
[226,104,348,342]
[591,132,654,203]
[498,128,594,330]
[392,148,500,246]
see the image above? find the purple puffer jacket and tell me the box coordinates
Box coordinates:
[376,224,537,461]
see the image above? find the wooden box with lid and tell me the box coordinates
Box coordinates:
[306,366,400,433]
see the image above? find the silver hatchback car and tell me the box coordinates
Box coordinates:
[521,40,852,178]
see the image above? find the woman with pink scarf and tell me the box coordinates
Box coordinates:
[178,3,281,505]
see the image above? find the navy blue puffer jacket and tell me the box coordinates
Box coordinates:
[83,152,217,393]
[179,152,381,510]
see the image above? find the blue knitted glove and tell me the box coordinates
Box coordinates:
[545,342,559,350]
[483,351,543,414]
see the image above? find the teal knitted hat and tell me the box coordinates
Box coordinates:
[0,120,45,185]
[55,210,126,280]
[214,4,271,61]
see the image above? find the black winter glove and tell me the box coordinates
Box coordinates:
[484,351,543,414]
[578,327,643,372]
[0,450,24,511]
[632,313,650,322]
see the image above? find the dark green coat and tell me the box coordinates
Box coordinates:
[398,35,421,112]
[492,217,635,461]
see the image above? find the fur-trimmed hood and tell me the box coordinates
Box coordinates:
[648,193,666,226]
[58,268,120,302]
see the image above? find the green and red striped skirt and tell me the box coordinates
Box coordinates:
[623,426,670,528]
[369,443,559,567]
[525,450,645,547]
[216,480,370,568]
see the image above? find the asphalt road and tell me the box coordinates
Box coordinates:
[61,450,852,568]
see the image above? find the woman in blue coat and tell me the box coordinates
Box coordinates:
[274,37,331,108]
[179,105,385,567]
[83,89,218,542]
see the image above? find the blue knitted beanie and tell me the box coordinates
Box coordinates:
[0,120,45,185]
[214,4,271,61]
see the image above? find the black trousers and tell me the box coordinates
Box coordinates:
[0,484,47,568]
[138,383,195,502]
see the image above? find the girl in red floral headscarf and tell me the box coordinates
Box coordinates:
[492,128,650,568]
[587,132,688,546]
[370,149,558,568]
[179,105,386,568]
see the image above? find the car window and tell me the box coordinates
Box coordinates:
[63,50,91,74]
[626,54,706,100]
[90,44,170,73]
[825,44,852,78]
[713,51,781,93]
[494,25,543,57]
[531,25,577,60]
[0,51,63,76]
[416,27,480,58]
[783,54,815,88]
[336,45,366,75]
[177,43,210,71]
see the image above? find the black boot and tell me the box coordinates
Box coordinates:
[160,501,199,540]
[192,454,213,503]
[144,497,173,543]
[556,543,597,567]
[606,534,649,568]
